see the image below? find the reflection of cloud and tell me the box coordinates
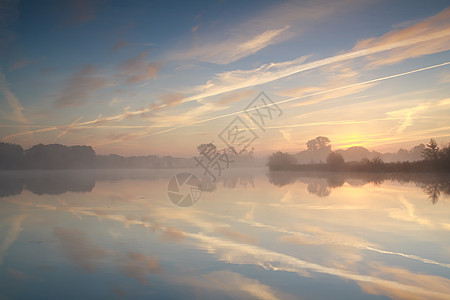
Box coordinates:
[279,226,375,249]
[215,226,257,244]
[53,227,108,272]
[112,284,127,297]
[117,252,160,285]
[0,71,29,124]
[8,268,32,280]
[160,226,185,242]
[188,232,450,300]
[388,196,450,230]
[182,270,297,300]
[359,262,450,300]
[0,214,25,265]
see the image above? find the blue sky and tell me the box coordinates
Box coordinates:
[0,0,449,156]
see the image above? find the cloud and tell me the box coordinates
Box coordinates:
[54,65,111,109]
[217,89,257,106]
[148,62,448,137]
[201,26,292,65]
[53,227,108,272]
[113,40,127,52]
[0,0,19,45]
[158,92,184,108]
[386,103,430,134]
[9,59,31,71]
[0,71,29,123]
[182,7,450,104]
[354,7,450,68]
[170,0,361,65]
[386,98,450,134]
[117,51,161,84]
[63,0,104,26]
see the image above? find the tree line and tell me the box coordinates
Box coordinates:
[0,142,195,169]
[268,138,450,173]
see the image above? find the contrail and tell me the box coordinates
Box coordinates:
[148,61,450,136]
[2,61,449,141]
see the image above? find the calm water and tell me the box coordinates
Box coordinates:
[0,169,449,300]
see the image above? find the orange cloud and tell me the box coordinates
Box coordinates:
[354,7,450,68]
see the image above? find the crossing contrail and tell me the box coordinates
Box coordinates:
[148,61,450,136]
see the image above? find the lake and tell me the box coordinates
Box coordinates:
[0,169,449,299]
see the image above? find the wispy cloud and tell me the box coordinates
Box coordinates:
[62,0,104,26]
[148,62,450,136]
[117,51,161,84]
[0,70,29,123]
[386,98,450,133]
[216,89,257,106]
[199,25,292,65]
[2,62,448,144]
[170,0,362,65]
[54,65,111,109]
[182,7,450,103]
[354,7,450,68]
[0,0,19,45]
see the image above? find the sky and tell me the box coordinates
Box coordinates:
[0,0,449,157]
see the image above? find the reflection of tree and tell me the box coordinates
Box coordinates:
[326,175,345,188]
[198,172,255,192]
[307,183,330,197]
[422,182,450,204]
[267,171,450,204]
[267,171,296,187]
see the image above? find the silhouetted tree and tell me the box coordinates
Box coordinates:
[24,144,95,169]
[306,136,331,152]
[0,142,25,169]
[422,138,439,160]
[326,152,344,169]
[197,142,217,155]
[267,151,297,170]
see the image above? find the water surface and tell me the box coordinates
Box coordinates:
[0,169,449,299]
